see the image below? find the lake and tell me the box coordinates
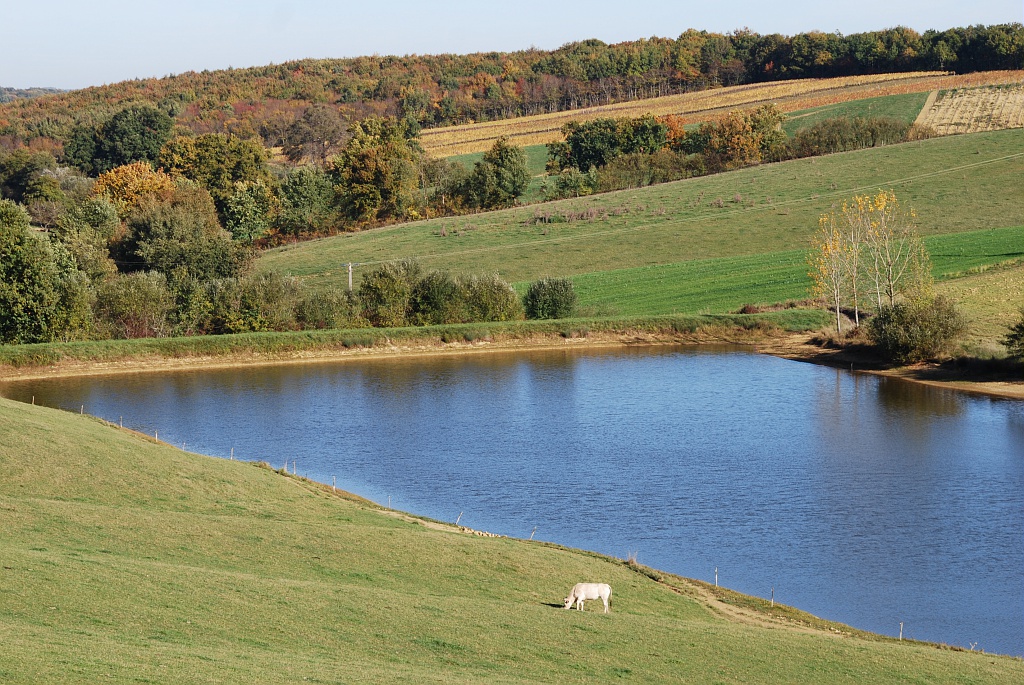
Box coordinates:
[3,345,1022,656]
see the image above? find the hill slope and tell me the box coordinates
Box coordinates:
[259,128,1024,292]
[2,396,1022,683]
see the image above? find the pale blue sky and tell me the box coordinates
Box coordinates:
[2,1,1021,90]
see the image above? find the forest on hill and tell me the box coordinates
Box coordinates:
[0,87,64,104]
[0,23,1021,151]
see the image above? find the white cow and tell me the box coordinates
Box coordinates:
[563,582,612,613]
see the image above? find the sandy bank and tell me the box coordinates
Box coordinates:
[1,330,1022,401]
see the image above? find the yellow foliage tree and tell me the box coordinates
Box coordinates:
[809,213,850,332]
[92,162,174,218]
[811,189,931,332]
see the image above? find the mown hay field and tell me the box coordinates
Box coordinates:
[421,71,1024,156]
[916,83,1024,135]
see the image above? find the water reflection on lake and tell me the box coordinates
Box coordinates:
[3,345,1022,655]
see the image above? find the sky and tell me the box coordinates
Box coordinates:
[2,0,1022,90]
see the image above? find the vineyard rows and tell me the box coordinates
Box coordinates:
[916,83,1024,135]
[421,70,1024,156]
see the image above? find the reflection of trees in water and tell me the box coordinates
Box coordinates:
[876,377,965,418]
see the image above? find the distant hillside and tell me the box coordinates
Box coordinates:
[0,86,64,103]
[0,23,1020,150]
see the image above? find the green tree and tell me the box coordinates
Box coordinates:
[52,196,120,282]
[94,271,173,339]
[0,200,60,343]
[124,181,250,281]
[868,294,966,364]
[276,165,337,236]
[462,137,530,209]
[224,180,277,244]
[93,105,174,174]
[1002,309,1024,359]
[463,273,524,322]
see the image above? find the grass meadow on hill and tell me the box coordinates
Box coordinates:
[568,225,1024,318]
[259,128,1024,294]
[781,91,932,136]
[3,396,1023,683]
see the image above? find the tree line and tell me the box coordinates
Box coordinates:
[542,106,932,197]
[1,24,1020,149]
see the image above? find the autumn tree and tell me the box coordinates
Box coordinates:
[332,117,423,223]
[810,190,931,333]
[282,104,348,164]
[809,212,850,332]
[859,190,931,308]
[92,161,175,217]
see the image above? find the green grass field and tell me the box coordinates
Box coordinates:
[782,92,932,136]
[570,225,1024,317]
[2,396,1022,683]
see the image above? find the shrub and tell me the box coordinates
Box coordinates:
[463,273,523,322]
[295,290,367,330]
[357,259,422,327]
[94,271,173,339]
[868,294,967,364]
[1002,308,1024,359]
[523,277,577,320]
[410,270,467,325]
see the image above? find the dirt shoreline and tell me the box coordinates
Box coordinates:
[1,331,1022,400]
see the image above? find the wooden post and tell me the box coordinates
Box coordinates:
[80,405,84,414]
[119,416,123,428]
[899,622,904,640]
[530,526,537,540]
[347,262,353,292]
[715,567,718,587]
[154,430,158,441]
[332,476,336,492]
[455,512,463,526]
[230,447,234,460]
[771,587,775,607]
[388,496,391,509]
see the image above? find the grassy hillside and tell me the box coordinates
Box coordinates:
[781,91,932,136]
[2,396,1022,683]
[568,225,1024,317]
[259,128,1024,293]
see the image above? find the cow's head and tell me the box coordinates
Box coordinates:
[562,596,573,609]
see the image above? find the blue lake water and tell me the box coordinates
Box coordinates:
[3,345,1022,655]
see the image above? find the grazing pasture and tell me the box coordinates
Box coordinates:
[2,397,1023,682]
